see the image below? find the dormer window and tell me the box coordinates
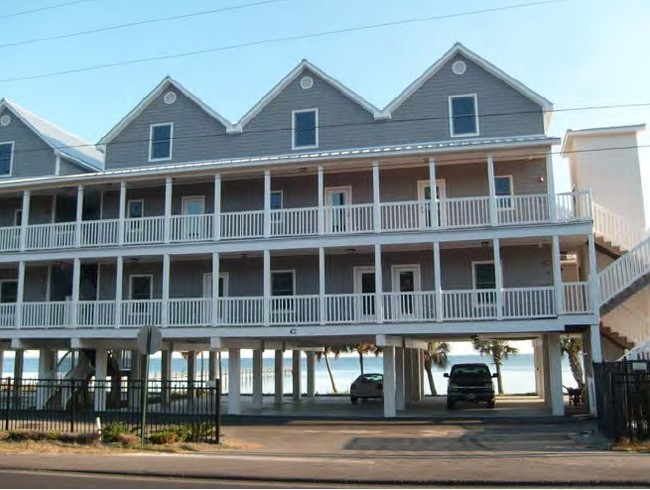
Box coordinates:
[0,142,13,176]
[149,123,173,161]
[292,109,318,150]
[449,95,479,137]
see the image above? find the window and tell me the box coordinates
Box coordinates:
[271,271,295,296]
[292,109,318,149]
[494,175,513,209]
[270,191,283,210]
[0,280,17,303]
[449,95,479,137]
[129,275,152,300]
[0,142,14,176]
[473,261,496,305]
[270,190,283,225]
[127,200,144,218]
[149,123,173,161]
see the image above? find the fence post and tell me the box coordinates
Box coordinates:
[215,378,221,444]
[70,379,76,433]
[4,378,11,431]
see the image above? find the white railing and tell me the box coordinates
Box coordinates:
[221,210,264,239]
[556,191,592,222]
[77,301,116,327]
[442,197,491,228]
[123,217,164,245]
[381,201,428,232]
[382,291,437,322]
[80,219,119,247]
[0,303,16,328]
[25,222,75,250]
[22,301,70,327]
[592,202,645,251]
[497,194,550,225]
[170,214,213,242]
[324,204,374,234]
[599,236,650,305]
[563,282,591,314]
[120,299,162,327]
[0,226,20,251]
[503,287,555,318]
[216,297,264,325]
[325,293,376,324]
[168,298,212,326]
[442,289,498,320]
[270,295,320,324]
[270,208,318,237]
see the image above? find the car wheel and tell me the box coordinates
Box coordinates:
[351,397,358,404]
[487,400,495,408]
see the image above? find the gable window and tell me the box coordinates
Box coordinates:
[0,142,14,176]
[449,95,479,137]
[149,123,173,161]
[494,175,513,209]
[292,109,318,149]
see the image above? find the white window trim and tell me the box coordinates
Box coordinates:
[270,190,284,209]
[181,195,206,215]
[128,274,153,300]
[494,175,514,211]
[271,269,296,296]
[0,141,14,176]
[270,190,284,224]
[390,264,422,293]
[0,279,18,303]
[471,260,497,307]
[416,179,447,201]
[324,186,353,206]
[291,108,319,150]
[148,122,174,162]
[202,272,229,297]
[471,260,495,290]
[448,94,480,138]
[127,199,145,218]
[353,266,375,294]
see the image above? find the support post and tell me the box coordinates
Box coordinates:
[36,349,56,410]
[212,252,220,326]
[115,257,123,327]
[208,351,217,381]
[94,348,107,411]
[164,177,172,243]
[428,156,439,228]
[19,190,30,251]
[395,347,405,411]
[372,161,381,233]
[187,351,197,399]
[274,349,283,405]
[317,165,324,235]
[545,333,565,416]
[75,185,84,248]
[13,350,24,406]
[319,247,325,325]
[263,250,271,326]
[161,254,170,327]
[587,233,599,313]
[585,324,602,416]
[374,244,383,323]
[161,349,171,405]
[292,350,301,401]
[213,174,221,241]
[118,181,126,246]
[433,242,443,322]
[552,236,564,315]
[263,170,271,238]
[533,338,545,398]
[383,346,396,418]
[71,258,81,328]
[487,154,497,226]
[227,348,241,415]
[252,349,263,410]
[546,151,557,221]
[306,351,315,398]
[493,238,503,320]
[16,261,25,328]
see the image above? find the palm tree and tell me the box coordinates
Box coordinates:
[423,341,450,395]
[354,344,382,375]
[315,346,345,394]
[472,338,519,395]
[560,337,584,390]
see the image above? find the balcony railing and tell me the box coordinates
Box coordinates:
[0,191,592,252]
[3,285,592,329]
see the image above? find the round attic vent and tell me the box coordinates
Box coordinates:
[0,115,10,127]
[300,76,314,90]
[451,60,467,75]
[163,91,177,104]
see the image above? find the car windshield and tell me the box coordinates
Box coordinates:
[360,374,383,382]
[450,364,491,377]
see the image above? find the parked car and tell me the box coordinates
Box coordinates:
[350,373,383,403]
[444,363,497,409]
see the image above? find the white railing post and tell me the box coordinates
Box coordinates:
[16,261,25,328]
[263,249,271,326]
[71,258,80,327]
[493,238,503,319]
[19,190,30,251]
[487,154,497,226]
[162,254,170,327]
[433,241,443,322]
[164,177,172,244]
[212,252,220,326]
[118,181,126,246]
[588,233,599,312]
[213,174,221,241]
[263,170,271,238]
[75,185,84,248]
[374,244,383,323]
[372,161,381,233]
[115,256,123,327]
[546,151,557,222]
[428,156,439,228]
[319,247,325,325]
[552,235,563,314]
[317,165,324,235]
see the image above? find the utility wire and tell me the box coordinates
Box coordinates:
[0,0,98,20]
[0,0,291,50]
[0,0,568,84]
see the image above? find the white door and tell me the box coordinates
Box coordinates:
[391,265,421,318]
[353,267,376,320]
[325,186,352,233]
[417,180,446,227]
[182,196,205,239]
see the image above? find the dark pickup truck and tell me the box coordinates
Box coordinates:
[444,363,497,409]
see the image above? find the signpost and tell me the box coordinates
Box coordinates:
[136,325,162,445]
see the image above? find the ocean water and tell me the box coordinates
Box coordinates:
[1,352,580,395]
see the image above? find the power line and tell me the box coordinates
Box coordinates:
[0,0,98,20]
[0,0,291,50]
[0,0,568,84]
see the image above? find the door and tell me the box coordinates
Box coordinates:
[418,180,446,227]
[325,187,352,233]
[354,267,376,320]
[129,275,153,325]
[181,196,205,239]
[391,265,421,317]
[203,272,228,324]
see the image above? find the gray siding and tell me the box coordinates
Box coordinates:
[59,158,89,176]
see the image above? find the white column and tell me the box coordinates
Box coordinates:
[433,241,443,322]
[94,348,108,411]
[71,258,81,328]
[75,185,84,248]
[428,156,439,228]
[306,351,315,398]
[545,333,565,416]
[211,252,220,326]
[533,338,545,398]
[161,254,170,327]
[586,324,602,415]
[263,249,271,326]
[493,238,503,320]
[546,151,557,221]
[213,174,221,240]
[252,349,263,410]
[227,348,241,415]
[374,244,383,323]
[118,181,126,246]
[0,350,3,378]
[395,347,405,411]
[589,323,602,363]
[115,256,123,327]
[372,161,381,233]
[292,350,301,401]
[383,346,396,418]
[263,170,271,238]
[487,154,497,226]
[319,247,326,325]
[274,349,283,405]
[552,236,563,315]
[587,233,599,313]
[36,349,56,409]
[16,261,25,328]
[19,190,30,251]
[164,177,172,243]
[161,349,172,405]
[317,165,324,235]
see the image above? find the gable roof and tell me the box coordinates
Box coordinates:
[98,76,233,145]
[380,43,553,123]
[230,60,383,133]
[0,99,104,171]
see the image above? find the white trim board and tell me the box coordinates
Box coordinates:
[291,108,319,150]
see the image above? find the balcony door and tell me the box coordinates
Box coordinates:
[129,274,153,325]
[353,267,375,320]
[417,180,446,227]
[181,196,205,239]
[391,265,421,317]
[325,186,352,233]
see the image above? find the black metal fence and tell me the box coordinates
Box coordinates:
[594,360,650,441]
[0,377,221,443]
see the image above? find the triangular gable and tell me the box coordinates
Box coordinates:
[0,99,104,171]
[380,43,553,123]
[98,77,233,145]
[230,60,382,133]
